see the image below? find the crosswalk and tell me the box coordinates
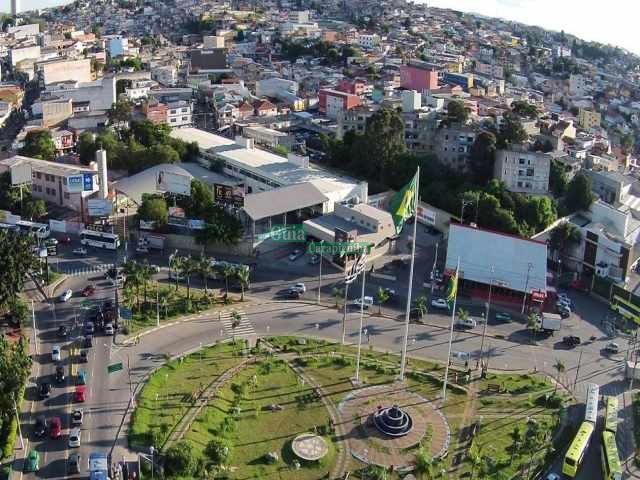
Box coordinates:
[219,309,256,338]
[55,263,112,277]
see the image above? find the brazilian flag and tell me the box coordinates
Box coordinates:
[446,271,458,310]
[388,172,418,235]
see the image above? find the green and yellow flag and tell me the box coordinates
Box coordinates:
[446,271,458,309]
[388,172,418,235]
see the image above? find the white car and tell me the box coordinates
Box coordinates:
[289,283,306,293]
[72,247,87,256]
[59,289,73,302]
[353,296,374,309]
[68,428,81,448]
[288,249,303,261]
[604,342,620,354]
[104,323,115,335]
[545,474,560,480]
[431,298,448,309]
[51,345,61,362]
[71,408,83,426]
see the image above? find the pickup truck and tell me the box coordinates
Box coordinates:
[536,313,562,333]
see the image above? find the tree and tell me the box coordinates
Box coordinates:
[549,159,569,197]
[527,312,540,343]
[564,173,595,213]
[415,295,428,317]
[469,131,497,184]
[511,100,538,119]
[165,441,200,477]
[552,359,565,393]
[236,267,250,301]
[195,206,244,247]
[376,287,390,314]
[0,172,22,213]
[549,222,582,259]
[22,199,47,221]
[169,255,184,292]
[356,108,405,183]
[331,287,344,307]
[497,113,528,148]
[206,437,232,465]
[20,131,56,160]
[447,99,469,124]
[184,179,213,219]
[0,230,38,312]
[178,256,198,300]
[515,195,557,232]
[197,255,213,295]
[137,196,168,227]
[107,99,133,130]
[222,265,234,296]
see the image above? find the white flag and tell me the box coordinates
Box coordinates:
[345,252,367,284]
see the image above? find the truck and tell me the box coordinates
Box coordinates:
[89,452,110,480]
[138,234,165,250]
[536,313,561,334]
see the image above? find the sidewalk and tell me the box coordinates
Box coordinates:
[620,389,640,479]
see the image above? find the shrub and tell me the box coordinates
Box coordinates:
[0,417,17,460]
[165,441,200,476]
[205,437,232,465]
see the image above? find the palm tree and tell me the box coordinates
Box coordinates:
[527,313,539,343]
[553,359,565,393]
[549,223,582,262]
[376,287,390,314]
[170,255,184,292]
[222,265,234,296]
[415,295,428,317]
[198,255,213,294]
[230,310,241,342]
[123,261,142,311]
[457,307,470,321]
[236,267,250,301]
[138,261,153,310]
[180,256,198,300]
[331,287,344,307]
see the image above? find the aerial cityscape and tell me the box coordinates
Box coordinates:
[0,1,640,479]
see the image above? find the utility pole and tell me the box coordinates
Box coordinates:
[429,241,439,300]
[31,299,38,355]
[521,263,533,315]
[156,282,160,327]
[478,266,494,369]
[317,240,324,304]
[573,348,583,391]
[341,281,350,345]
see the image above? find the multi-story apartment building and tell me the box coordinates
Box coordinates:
[319,89,361,119]
[494,148,551,195]
[400,60,439,91]
[166,101,192,127]
[578,108,602,130]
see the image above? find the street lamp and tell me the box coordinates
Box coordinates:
[317,240,324,304]
[521,263,533,315]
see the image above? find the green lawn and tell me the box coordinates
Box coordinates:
[129,341,247,448]
[183,358,335,480]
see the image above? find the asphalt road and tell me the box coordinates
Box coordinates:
[17,234,630,479]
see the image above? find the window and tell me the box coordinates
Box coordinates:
[182,108,188,113]
[170,118,176,123]
[518,170,525,176]
[445,135,449,140]
[526,168,534,177]
[50,188,56,196]
[45,187,50,195]
[182,116,188,121]
[36,172,42,179]
[517,181,523,188]
[519,158,526,164]
[525,182,532,189]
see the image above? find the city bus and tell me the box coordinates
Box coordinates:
[80,230,120,250]
[601,430,622,480]
[563,421,595,477]
[16,220,50,240]
[584,383,599,424]
[604,395,618,434]
[610,294,640,324]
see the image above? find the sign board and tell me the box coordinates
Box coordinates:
[187,219,205,230]
[67,173,94,193]
[214,183,244,207]
[417,205,436,226]
[38,247,48,258]
[86,223,107,232]
[156,171,191,196]
[168,206,185,218]
[107,362,123,374]
[11,163,32,186]
[139,220,156,230]
[88,199,113,217]
[168,216,188,227]
[46,245,57,256]
[119,307,132,320]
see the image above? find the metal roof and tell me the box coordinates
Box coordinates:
[244,182,328,221]
[445,223,548,294]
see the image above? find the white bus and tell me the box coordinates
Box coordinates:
[80,229,120,250]
[16,220,50,240]
[585,383,600,424]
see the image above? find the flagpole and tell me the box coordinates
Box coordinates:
[442,256,461,404]
[354,265,367,383]
[341,281,349,345]
[399,167,420,381]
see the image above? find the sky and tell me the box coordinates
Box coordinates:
[1,0,72,13]
[424,0,640,55]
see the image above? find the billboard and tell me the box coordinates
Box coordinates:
[168,206,186,218]
[11,163,32,186]
[156,171,191,196]
[88,199,113,217]
[214,183,244,207]
[139,220,156,230]
[67,173,94,193]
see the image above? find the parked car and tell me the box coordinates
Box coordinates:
[57,325,68,337]
[557,304,571,318]
[135,246,149,255]
[84,322,95,335]
[604,342,620,354]
[288,249,303,261]
[382,287,397,298]
[72,247,87,256]
[49,417,62,439]
[59,235,72,244]
[563,336,581,348]
[309,254,320,265]
[83,335,93,348]
[68,427,81,448]
[51,345,61,362]
[74,386,86,402]
[545,473,560,480]
[456,317,477,329]
[352,296,374,309]
[25,450,39,473]
[104,323,115,335]
[81,285,96,297]
[55,364,65,383]
[283,289,301,299]
[68,453,81,474]
[71,408,83,426]
[289,282,306,293]
[77,369,87,386]
[39,382,51,399]
[431,298,448,309]
[495,312,512,322]
[34,415,47,437]
[59,289,73,302]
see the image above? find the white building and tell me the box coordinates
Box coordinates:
[8,23,39,39]
[569,74,591,97]
[40,58,92,85]
[124,80,155,101]
[357,33,381,49]
[10,45,41,66]
[42,75,116,112]
[108,36,128,57]
[475,62,504,79]
[166,101,192,127]
[494,148,551,195]
[151,65,177,86]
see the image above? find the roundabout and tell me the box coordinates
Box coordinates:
[292,433,329,461]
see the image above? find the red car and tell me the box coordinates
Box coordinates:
[81,285,96,297]
[49,417,62,439]
[59,236,72,244]
[74,386,86,403]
